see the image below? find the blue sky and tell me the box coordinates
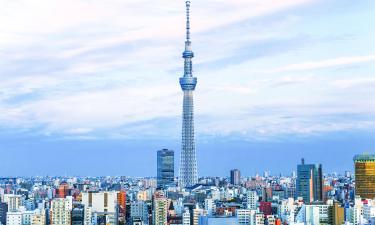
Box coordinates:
[0,0,374,176]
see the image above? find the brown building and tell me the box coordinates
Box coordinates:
[354,154,375,199]
[332,202,344,225]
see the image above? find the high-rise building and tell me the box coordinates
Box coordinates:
[3,194,22,212]
[179,0,198,188]
[246,191,258,210]
[230,169,241,186]
[153,194,168,225]
[117,191,127,224]
[50,197,73,225]
[296,158,323,202]
[332,202,344,225]
[0,202,8,225]
[182,208,191,225]
[157,149,175,189]
[131,201,149,224]
[72,203,85,225]
[353,153,375,199]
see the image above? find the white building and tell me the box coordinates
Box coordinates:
[4,194,22,212]
[237,209,256,225]
[81,191,118,225]
[153,197,167,225]
[50,197,73,225]
[182,208,190,225]
[247,191,258,210]
[204,198,214,216]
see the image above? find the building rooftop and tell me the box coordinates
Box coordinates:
[353,153,375,162]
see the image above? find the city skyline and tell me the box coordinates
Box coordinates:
[0,0,375,176]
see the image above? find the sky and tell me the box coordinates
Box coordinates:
[0,0,374,177]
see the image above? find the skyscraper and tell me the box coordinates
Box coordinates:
[157,149,175,189]
[230,169,241,186]
[296,158,323,203]
[353,153,375,199]
[179,0,198,188]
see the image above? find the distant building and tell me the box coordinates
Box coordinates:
[230,169,241,186]
[353,153,375,199]
[296,158,323,202]
[157,149,175,189]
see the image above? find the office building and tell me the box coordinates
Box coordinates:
[354,153,375,199]
[157,149,175,189]
[296,158,323,202]
[230,169,241,186]
[179,0,199,188]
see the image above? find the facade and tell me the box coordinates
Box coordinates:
[131,201,149,224]
[237,209,256,225]
[81,191,118,225]
[3,194,22,212]
[157,149,175,189]
[179,0,198,188]
[117,191,127,224]
[153,197,168,225]
[31,210,46,225]
[182,209,190,225]
[247,191,258,210]
[50,197,73,225]
[296,159,323,202]
[354,153,375,199]
[230,169,241,186]
[72,204,85,225]
[0,202,8,225]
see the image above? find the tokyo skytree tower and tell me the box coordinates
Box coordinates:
[179,0,198,188]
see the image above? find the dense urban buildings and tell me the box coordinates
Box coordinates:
[157,149,175,189]
[354,153,375,199]
[0,153,372,225]
[179,0,199,188]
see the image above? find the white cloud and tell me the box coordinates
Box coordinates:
[273,55,375,72]
[1,0,375,139]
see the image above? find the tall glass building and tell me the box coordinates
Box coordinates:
[354,153,375,199]
[296,158,323,203]
[157,149,175,189]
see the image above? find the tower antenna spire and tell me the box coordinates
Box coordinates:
[186,1,191,41]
